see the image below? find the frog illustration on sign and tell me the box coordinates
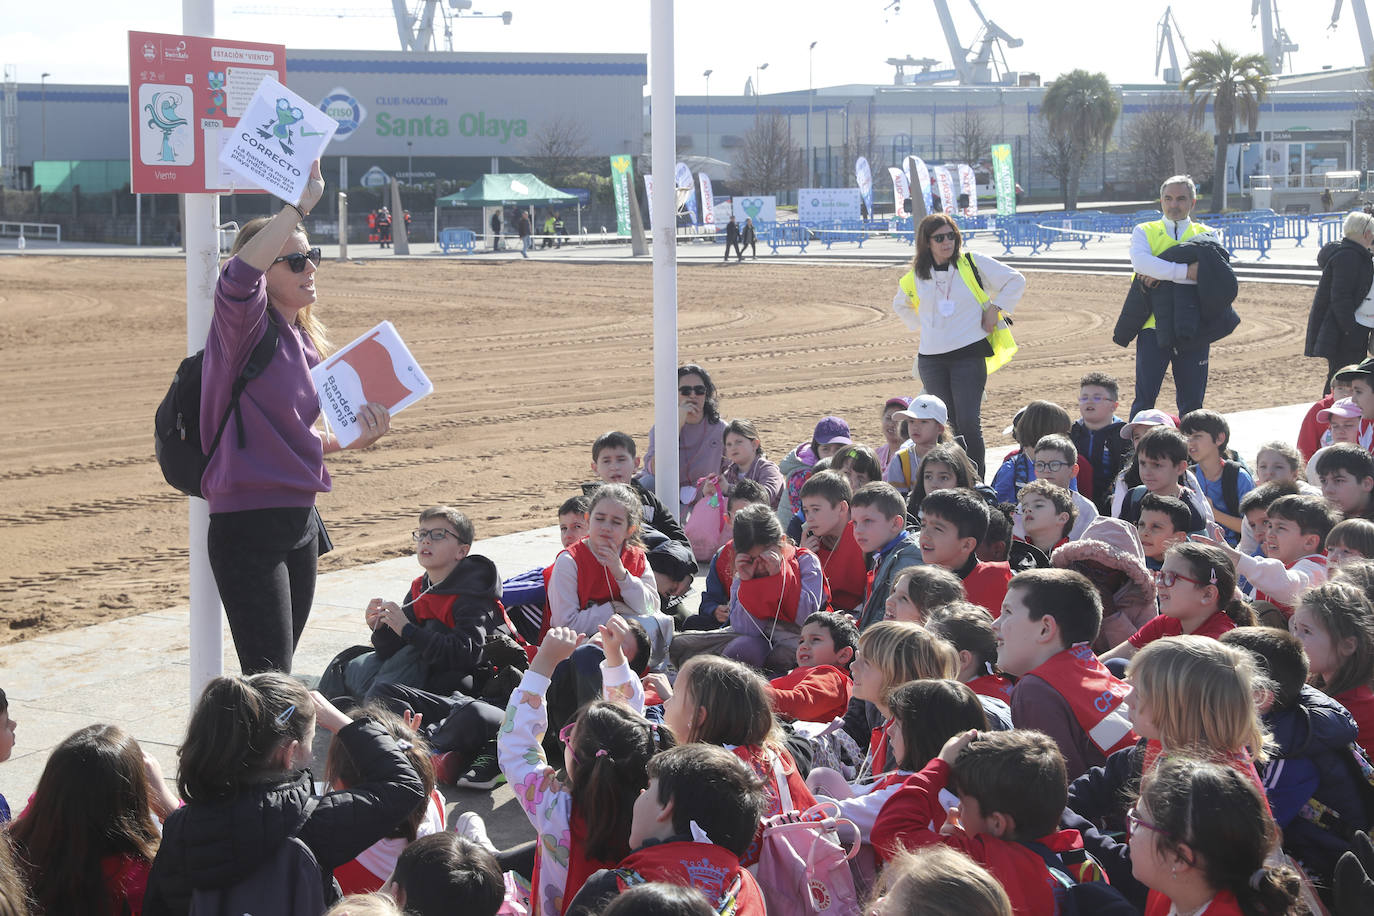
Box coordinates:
[257,97,323,156]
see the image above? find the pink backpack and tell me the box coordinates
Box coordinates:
[755,801,861,916]
[683,474,731,562]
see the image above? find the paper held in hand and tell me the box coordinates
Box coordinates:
[311,321,433,448]
[218,76,337,204]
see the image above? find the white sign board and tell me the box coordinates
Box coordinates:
[798,188,862,223]
[219,76,337,204]
[311,321,433,448]
[732,195,777,224]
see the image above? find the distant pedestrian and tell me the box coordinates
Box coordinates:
[554,211,566,248]
[517,210,532,258]
[724,215,741,262]
[541,211,556,249]
[377,208,392,248]
[490,209,503,250]
[741,217,757,260]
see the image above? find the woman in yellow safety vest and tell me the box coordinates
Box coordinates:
[892,214,1025,475]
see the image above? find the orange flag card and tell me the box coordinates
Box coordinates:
[310,320,432,447]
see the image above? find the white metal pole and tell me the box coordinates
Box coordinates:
[135,193,142,246]
[185,0,222,700]
[650,0,679,520]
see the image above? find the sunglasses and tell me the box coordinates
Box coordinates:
[929,231,957,243]
[679,385,708,396]
[272,247,322,273]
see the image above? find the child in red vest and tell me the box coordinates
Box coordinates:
[884,564,965,624]
[661,655,817,866]
[497,626,674,915]
[565,744,769,916]
[926,603,1016,708]
[918,489,1012,617]
[872,729,1120,915]
[994,569,1138,779]
[766,611,857,723]
[1292,580,1374,758]
[798,471,867,613]
[683,480,771,632]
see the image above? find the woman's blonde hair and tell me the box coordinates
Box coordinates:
[1344,210,1374,242]
[229,216,331,354]
[868,845,1013,916]
[1128,635,1272,764]
[858,621,958,706]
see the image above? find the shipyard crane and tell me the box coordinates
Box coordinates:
[1155,6,1191,85]
[233,1,512,53]
[931,0,1023,85]
[1252,0,1299,74]
[886,55,943,84]
[1329,0,1374,68]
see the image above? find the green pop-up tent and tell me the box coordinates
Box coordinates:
[437,173,577,207]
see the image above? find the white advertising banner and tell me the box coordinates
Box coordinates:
[699,173,716,228]
[732,195,777,223]
[957,163,977,216]
[888,167,910,218]
[798,188,862,223]
[643,173,654,227]
[934,166,957,215]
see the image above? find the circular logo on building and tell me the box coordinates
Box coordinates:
[319,87,365,139]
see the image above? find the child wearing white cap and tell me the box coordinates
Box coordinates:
[883,395,949,494]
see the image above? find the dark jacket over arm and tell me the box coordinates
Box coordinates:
[1114,239,1239,350]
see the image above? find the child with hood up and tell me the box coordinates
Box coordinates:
[1050,516,1157,653]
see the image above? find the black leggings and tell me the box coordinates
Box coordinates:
[208,506,318,674]
[370,682,505,757]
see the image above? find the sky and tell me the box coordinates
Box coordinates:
[4,0,1370,91]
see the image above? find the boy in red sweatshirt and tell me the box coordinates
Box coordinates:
[798,470,868,613]
[994,569,1138,780]
[766,610,857,722]
[872,729,1102,916]
[918,489,1012,617]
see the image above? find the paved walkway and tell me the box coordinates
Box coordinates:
[0,399,1312,842]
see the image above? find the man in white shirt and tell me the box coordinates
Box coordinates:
[1123,175,1213,418]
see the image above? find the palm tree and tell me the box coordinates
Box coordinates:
[1182,44,1269,212]
[1040,70,1120,210]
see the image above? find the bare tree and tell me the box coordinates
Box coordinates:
[947,109,994,164]
[1032,122,1078,208]
[1123,95,1214,195]
[517,116,592,187]
[735,114,804,195]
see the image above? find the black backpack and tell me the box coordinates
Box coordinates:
[155,312,280,498]
[1018,840,1138,916]
[189,798,340,916]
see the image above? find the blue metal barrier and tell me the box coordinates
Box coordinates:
[439,228,477,254]
[764,222,811,254]
[1219,221,1272,259]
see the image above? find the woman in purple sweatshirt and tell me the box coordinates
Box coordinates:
[202,161,389,674]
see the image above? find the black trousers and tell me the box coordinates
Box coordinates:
[370,682,504,758]
[207,506,318,674]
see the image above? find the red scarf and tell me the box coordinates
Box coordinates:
[1254,554,1327,618]
[816,522,867,611]
[967,673,1015,705]
[713,541,737,594]
[563,538,648,609]
[1141,741,1266,798]
[736,542,806,625]
[408,575,457,627]
[615,841,766,916]
[868,719,895,775]
[533,802,625,915]
[1029,643,1138,756]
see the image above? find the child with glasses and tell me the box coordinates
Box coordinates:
[318,506,502,704]
[1020,434,1099,540]
[1070,372,1130,514]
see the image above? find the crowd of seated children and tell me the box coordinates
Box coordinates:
[777,416,852,524]
[1290,580,1374,759]
[853,483,925,630]
[926,602,1016,709]
[1134,492,1191,570]
[1328,518,1374,569]
[1237,481,1300,559]
[915,488,1011,617]
[1101,542,1254,666]
[1071,371,1131,514]
[875,396,912,471]
[1307,399,1366,483]
[566,743,768,916]
[1110,411,1212,525]
[1014,479,1076,558]
[1062,635,1272,909]
[1207,493,1336,624]
[796,471,866,613]
[668,504,824,671]
[902,441,980,525]
[994,569,1138,779]
[1026,434,1099,538]
[717,418,784,509]
[1318,443,1374,523]
[1221,626,1372,890]
[659,655,817,866]
[884,395,948,494]
[811,678,988,845]
[1117,426,1209,532]
[870,729,1133,914]
[883,564,964,624]
[1181,409,1256,547]
[500,495,590,645]
[1256,440,1322,495]
[980,504,1019,567]
[991,400,1084,503]
[498,625,671,916]
[1050,516,1157,651]
[588,431,688,545]
[319,506,502,704]
[765,611,857,723]
[1299,363,1362,460]
[832,445,884,496]
[688,478,770,632]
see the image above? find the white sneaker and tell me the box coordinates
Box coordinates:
[453,811,497,853]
